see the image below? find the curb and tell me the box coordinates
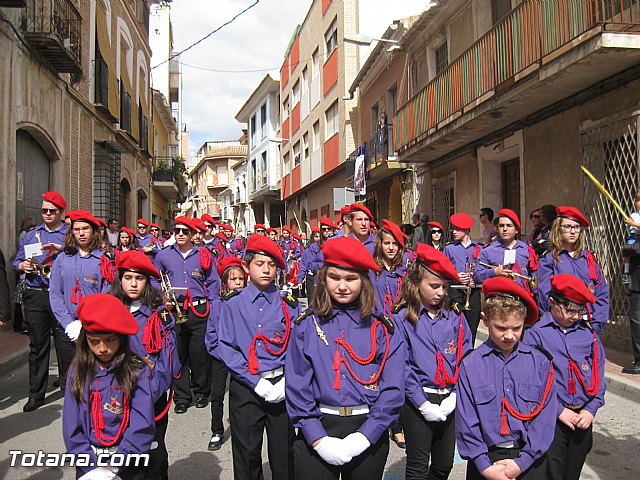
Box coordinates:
[475,329,640,403]
[0,345,29,377]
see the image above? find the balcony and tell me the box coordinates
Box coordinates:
[22,0,82,76]
[153,157,183,200]
[206,172,229,190]
[347,124,407,184]
[394,0,640,163]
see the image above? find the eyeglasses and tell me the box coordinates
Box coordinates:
[174,228,191,235]
[558,303,586,318]
[560,224,582,233]
[431,229,442,234]
[321,227,333,231]
[150,228,159,232]
[137,225,147,230]
[41,208,59,215]
[530,214,541,219]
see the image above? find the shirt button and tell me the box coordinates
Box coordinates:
[258,324,261,328]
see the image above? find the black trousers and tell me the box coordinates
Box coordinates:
[294,413,389,479]
[210,356,229,434]
[306,272,316,304]
[148,393,170,480]
[24,289,75,398]
[546,420,593,480]
[448,288,481,345]
[465,448,547,480]
[228,377,294,480]
[629,292,640,363]
[401,398,455,480]
[174,303,211,404]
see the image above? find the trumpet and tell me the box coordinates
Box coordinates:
[28,256,51,279]
[160,272,189,324]
[477,261,538,289]
[463,262,475,311]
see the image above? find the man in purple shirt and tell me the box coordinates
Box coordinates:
[298,217,336,302]
[14,191,71,412]
[457,277,557,480]
[153,216,220,414]
[135,218,153,249]
[348,203,375,254]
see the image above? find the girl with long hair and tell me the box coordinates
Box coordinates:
[205,256,247,452]
[63,293,155,480]
[425,221,445,251]
[537,206,609,334]
[395,244,472,480]
[117,227,139,253]
[109,250,180,480]
[286,237,405,478]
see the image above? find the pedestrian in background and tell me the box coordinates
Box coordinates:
[412,214,430,247]
[528,209,543,246]
[0,247,10,328]
[12,216,37,333]
[479,208,497,246]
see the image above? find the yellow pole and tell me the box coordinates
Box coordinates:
[580,165,629,219]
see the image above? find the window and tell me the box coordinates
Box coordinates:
[370,102,379,135]
[94,42,109,105]
[301,67,308,96]
[251,158,257,191]
[435,42,448,75]
[293,80,300,105]
[312,47,320,79]
[284,152,290,175]
[282,96,290,119]
[492,0,512,24]
[325,19,338,58]
[387,84,397,119]
[260,103,267,139]
[325,101,338,138]
[294,141,301,166]
[120,82,131,133]
[251,114,257,146]
[303,132,309,160]
[261,151,268,185]
[313,121,320,151]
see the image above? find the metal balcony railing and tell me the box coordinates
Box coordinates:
[365,124,394,166]
[394,0,640,153]
[22,0,82,75]
[153,157,179,183]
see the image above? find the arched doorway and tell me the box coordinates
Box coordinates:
[120,179,131,226]
[137,188,148,220]
[16,130,51,234]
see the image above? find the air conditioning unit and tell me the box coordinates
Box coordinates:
[333,187,355,212]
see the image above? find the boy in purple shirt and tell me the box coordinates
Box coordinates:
[524,274,605,480]
[456,277,557,480]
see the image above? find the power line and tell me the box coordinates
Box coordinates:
[152,0,261,70]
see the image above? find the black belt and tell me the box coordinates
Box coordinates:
[27,286,49,292]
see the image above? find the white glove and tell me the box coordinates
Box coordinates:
[439,392,457,417]
[342,432,370,458]
[78,467,119,480]
[419,401,447,422]
[254,378,273,400]
[313,436,353,466]
[65,320,82,342]
[269,377,286,403]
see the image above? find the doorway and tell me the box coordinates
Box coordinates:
[16,130,51,235]
[501,158,520,218]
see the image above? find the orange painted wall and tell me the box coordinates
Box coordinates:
[291,104,300,134]
[282,174,291,200]
[281,57,289,87]
[322,0,331,15]
[311,209,318,227]
[282,118,290,145]
[291,36,300,72]
[323,133,339,173]
[323,50,338,96]
[292,165,301,194]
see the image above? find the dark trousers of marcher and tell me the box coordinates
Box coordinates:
[465,449,547,480]
[546,420,593,480]
[148,393,170,480]
[629,292,640,363]
[228,377,294,480]
[23,289,75,398]
[305,273,316,304]
[448,288,481,345]
[401,399,455,480]
[210,356,229,435]
[294,413,389,479]
[174,303,211,404]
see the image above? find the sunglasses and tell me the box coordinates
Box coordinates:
[431,229,442,233]
[321,227,333,231]
[530,214,541,219]
[137,225,148,229]
[41,208,59,214]
[174,227,191,235]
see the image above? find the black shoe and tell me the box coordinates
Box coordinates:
[174,402,189,414]
[208,433,223,451]
[52,380,60,389]
[23,397,44,412]
[390,431,406,449]
[622,362,640,375]
[195,397,209,408]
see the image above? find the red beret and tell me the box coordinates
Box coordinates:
[450,213,474,230]
[193,218,208,233]
[116,250,160,278]
[381,219,406,248]
[120,226,136,237]
[254,224,266,231]
[415,244,460,283]
[217,256,244,278]
[136,218,149,227]
[201,214,216,225]
[320,217,338,229]
[77,293,139,335]
[340,205,351,216]
[322,237,380,273]
[370,221,377,228]
[282,226,293,234]
[43,191,67,210]
[482,277,539,326]
[292,233,302,241]
[427,221,444,231]
[312,227,320,233]
[556,206,589,228]
[70,209,99,227]
[350,203,373,221]
[551,273,596,306]
[267,228,278,234]
[174,216,196,231]
[245,234,285,270]
[222,223,234,232]
[97,218,108,228]
[64,210,73,219]
[497,208,521,230]
[149,223,160,230]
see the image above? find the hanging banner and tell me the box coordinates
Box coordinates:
[354,146,367,197]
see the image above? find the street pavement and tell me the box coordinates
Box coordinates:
[1,310,640,479]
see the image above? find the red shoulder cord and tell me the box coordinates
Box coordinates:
[71,279,82,305]
[528,245,539,271]
[100,255,116,284]
[585,251,602,287]
[513,262,532,296]
[183,290,210,318]
[500,360,555,436]
[568,309,600,397]
[248,297,291,375]
[90,379,131,447]
[472,244,481,260]
[383,277,404,318]
[199,247,212,271]
[434,312,466,388]
[333,319,390,390]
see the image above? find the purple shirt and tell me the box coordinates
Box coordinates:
[537,250,609,333]
[13,222,68,288]
[285,307,406,445]
[63,361,155,474]
[369,266,406,318]
[456,340,557,473]
[443,241,481,281]
[297,241,324,284]
[524,312,606,417]
[350,232,375,254]
[218,283,301,388]
[128,304,181,403]
[396,306,472,409]
[280,238,301,261]
[49,250,107,329]
[152,244,220,302]
[474,240,535,290]
[137,234,153,249]
[205,298,223,360]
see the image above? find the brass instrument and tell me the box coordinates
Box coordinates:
[463,262,474,311]
[477,261,538,290]
[28,256,51,279]
[160,272,189,324]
